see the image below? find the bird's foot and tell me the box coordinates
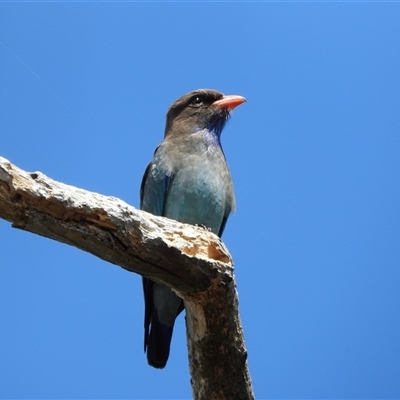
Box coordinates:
[195,224,212,232]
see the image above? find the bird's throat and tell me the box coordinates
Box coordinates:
[204,118,227,147]
[203,128,221,148]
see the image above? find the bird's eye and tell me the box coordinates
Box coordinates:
[190,96,204,106]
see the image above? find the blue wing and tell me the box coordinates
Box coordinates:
[140,147,184,368]
[140,146,170,216]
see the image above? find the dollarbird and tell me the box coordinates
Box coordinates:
[140,88,246,368]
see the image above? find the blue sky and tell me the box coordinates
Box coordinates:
[1,3,399,399]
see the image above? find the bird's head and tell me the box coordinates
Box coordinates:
[164,89,246,141]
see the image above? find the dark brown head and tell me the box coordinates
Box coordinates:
[164,89,246,139]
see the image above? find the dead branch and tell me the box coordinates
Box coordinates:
[0,156,254,400]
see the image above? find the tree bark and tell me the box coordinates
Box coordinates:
[0,156,254,400]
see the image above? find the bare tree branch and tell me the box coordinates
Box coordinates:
[0,156,254,400]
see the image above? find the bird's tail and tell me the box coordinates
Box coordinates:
[146,309,175,369]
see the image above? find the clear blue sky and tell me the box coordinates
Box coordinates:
[1,3,399,399]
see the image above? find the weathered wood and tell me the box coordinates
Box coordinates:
[0,156,254,400]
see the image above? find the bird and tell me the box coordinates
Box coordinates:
[140,88,246,368]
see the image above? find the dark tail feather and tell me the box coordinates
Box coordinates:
[146,309,174,369]
[143,277,185,368]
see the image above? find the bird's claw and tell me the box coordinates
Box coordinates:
[195,224,212,232]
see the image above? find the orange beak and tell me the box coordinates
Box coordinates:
[212,95,246,110]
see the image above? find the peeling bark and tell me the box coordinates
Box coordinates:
[0,156,254,400]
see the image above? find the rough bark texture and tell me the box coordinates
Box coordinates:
[0,156,254,400]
